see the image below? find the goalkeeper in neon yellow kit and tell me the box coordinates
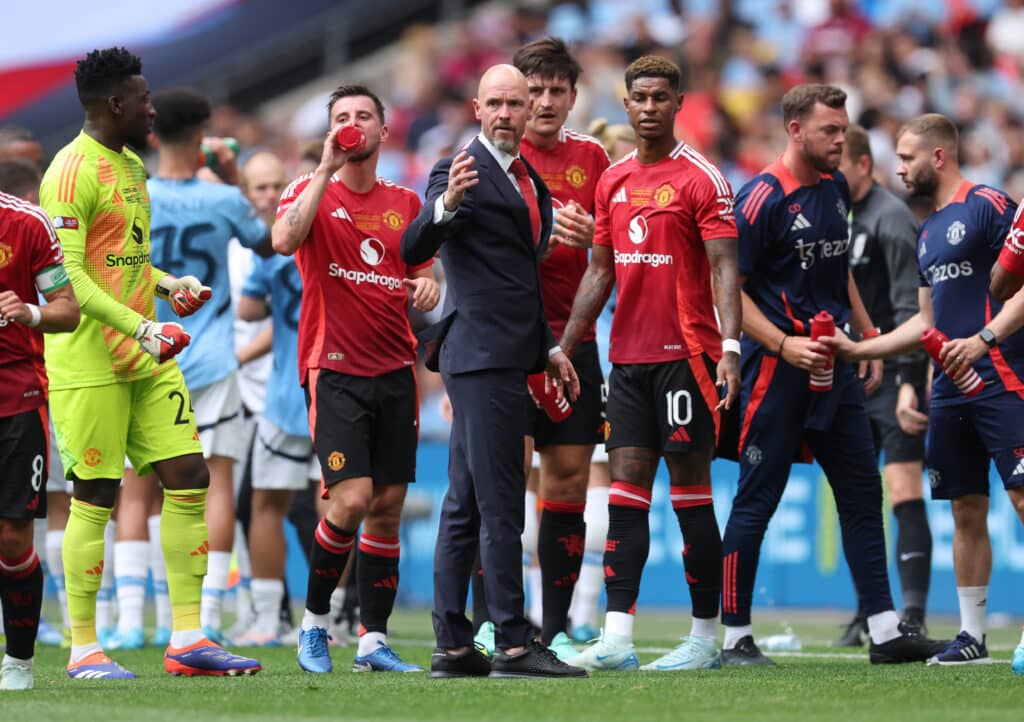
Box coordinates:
[39,47,260,679]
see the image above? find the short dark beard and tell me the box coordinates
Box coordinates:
[907,167,938,198]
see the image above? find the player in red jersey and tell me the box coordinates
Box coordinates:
[0,189,79,689]
[559,56,742,672]
[272,84,439,674]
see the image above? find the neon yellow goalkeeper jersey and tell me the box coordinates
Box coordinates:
[40,131,168,390]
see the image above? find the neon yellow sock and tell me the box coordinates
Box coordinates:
[161,487,209,632]
[63,498,113,648]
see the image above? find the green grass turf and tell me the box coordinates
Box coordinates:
[6,609,1022,721]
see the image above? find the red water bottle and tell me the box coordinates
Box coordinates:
[336,126,366,153]
[809,311,835,392]
[527,372,572,422]
[921,328,985,397]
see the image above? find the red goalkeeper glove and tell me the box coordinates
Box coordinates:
[134,318,191,362]
[157,275,212,318]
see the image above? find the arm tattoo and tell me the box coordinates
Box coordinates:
[285,198,303,228]
[561,250,614,357]
[706,237,741,342]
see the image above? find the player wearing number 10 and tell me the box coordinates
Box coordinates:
[148,88,269,645]
[39,48,260,679]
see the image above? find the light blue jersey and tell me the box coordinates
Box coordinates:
[149,177,267,389]
[242,253,306,437]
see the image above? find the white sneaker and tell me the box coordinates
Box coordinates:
[567,631,638,671]
[232,626,284,648]
[640,636,721,671]
[0,659,33,690]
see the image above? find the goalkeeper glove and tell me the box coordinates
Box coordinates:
[134,318,190,363]
[157,275,212,317]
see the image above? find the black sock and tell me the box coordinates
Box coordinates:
[0,548,43,660]
[305,518,356,615]
[538,500,586,643]
[357,534,400,634]
[605,482,651,614]
[671,489,722,620]
[893,499,932,613]
[471,550,490,631]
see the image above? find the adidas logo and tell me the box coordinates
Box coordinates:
[611,188,627,204]
[790,213,811,232]
[84,561,104,576]
[919,241,927,257]
[331,207,352,221]
[71,669,112,679]
[189,541,210,556]
[669,426,690,443]
[373,575,398,590]
[1013,458,1024,477]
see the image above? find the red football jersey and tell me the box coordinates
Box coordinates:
[278,175,430,380]
[0,192,65,416]
[593,141,736,364]
[521,129,610,342]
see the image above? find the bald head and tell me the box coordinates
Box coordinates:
[242,151,287,218]
[474,64,530,154]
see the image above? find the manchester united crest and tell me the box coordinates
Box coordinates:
[383,209,404,231]
[327,451,346,471]
[565,165,587,189]
[0,242,11,269]
[654,183,676,208]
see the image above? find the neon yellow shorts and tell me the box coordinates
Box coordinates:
[49,362,203,480]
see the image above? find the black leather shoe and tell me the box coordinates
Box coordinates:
[834,614,869,647]
[489,641,587,678]
[869,631,949,664]
[721,635,776,666]
[429,647,492,678]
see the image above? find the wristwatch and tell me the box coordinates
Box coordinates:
[978,328,997,348]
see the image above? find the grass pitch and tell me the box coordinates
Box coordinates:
[6,610,1021,722]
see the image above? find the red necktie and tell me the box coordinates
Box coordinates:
[510,158,541,247]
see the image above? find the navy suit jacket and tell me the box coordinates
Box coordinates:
[401,137,556,375]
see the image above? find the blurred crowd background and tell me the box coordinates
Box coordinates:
[6,0,1024,435]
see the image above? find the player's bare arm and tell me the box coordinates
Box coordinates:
[442,150,478,212]
[941,283,1024,377]
[824,286,934,362]
[895,382,929,436]
[705,236,741,409]
[739,285,828,371]
[403,266,441,312]
[273,126,353,255]
[990,260,1024,301]
[237,324,272,366]
[237,295,269,322]
[0,284,79,333]
[559,244,615,359]
[846,270,884,395]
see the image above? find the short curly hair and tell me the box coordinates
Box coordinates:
[75,47,143,105]
[624,55,680,92]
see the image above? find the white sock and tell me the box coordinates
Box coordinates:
[147,515,171,630]
[867,610,901,644]
[69,642,102,664]
[957,586,987,641]
[527,566,543,627]
[233,521,254,624]
[522,490,539,558]
[45,530,70,629]
[201,550,232,632]
[251,578,285,634]
[570,487,609,631]
[113,540,149,632]
[691,617,717,641]
[329,587,346,623]
[302,609,330,632]
[357,630,386,656]
[723,624,752,650]
[170,629,205,648]
[2,653,32,668]
[95,521,116,631]
[604,611,633,640]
